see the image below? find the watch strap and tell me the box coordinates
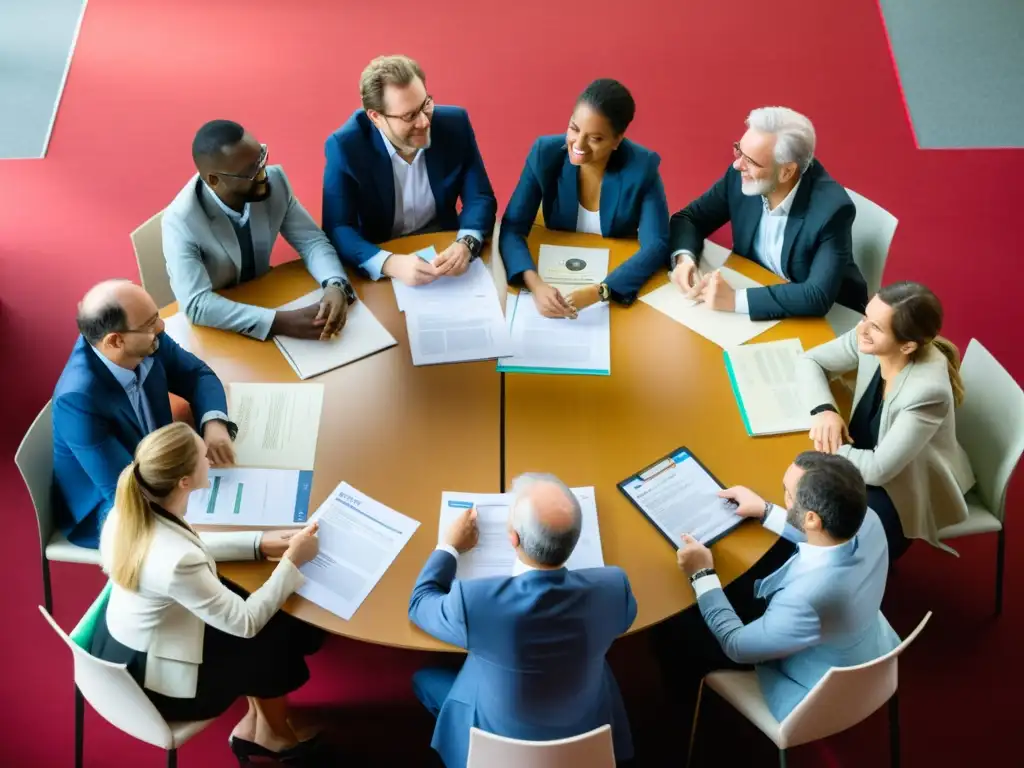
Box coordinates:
[810,403,839,416]
[597,282,610,301]
[457,235,482,259]
[689,567,716,584]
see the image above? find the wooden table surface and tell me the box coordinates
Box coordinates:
[160,228,837,651]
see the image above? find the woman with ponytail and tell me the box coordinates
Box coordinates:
[91,422,332,766]
[796,281,976,560]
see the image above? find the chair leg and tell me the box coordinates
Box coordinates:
[166,747,177,768]
[889,692,901,768]
[75,685,84,768]
[686,678,705,768]
[995,528,1006,617]
[778,748,788,768]
[42,555,53,615]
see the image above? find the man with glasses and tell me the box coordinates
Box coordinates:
[668,107,866,319]
[162,120,356,341]
[322,55,496,286]
[53,280,241,548]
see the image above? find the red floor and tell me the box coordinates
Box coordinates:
[1,1,1021,765]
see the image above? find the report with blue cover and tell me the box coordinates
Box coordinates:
[723,338,810,436]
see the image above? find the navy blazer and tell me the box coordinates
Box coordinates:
[669,160,867,320]
[500,135,670,304]
[52,334,227,548]
[409,550,636,768]
[322,107,497,274]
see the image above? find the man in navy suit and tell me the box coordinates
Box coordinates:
[669,106,867,320]
[409,473,635,768]
[52,280,237,548]
[322,54,496,287]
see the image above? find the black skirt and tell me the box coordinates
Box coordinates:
[90,580,324,722]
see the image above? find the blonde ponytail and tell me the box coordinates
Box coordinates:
[931,336,965,407]
[108,422,201,591]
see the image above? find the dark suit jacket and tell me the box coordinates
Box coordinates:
[322,107,497,274]
[500,135,669,304]
[52,334,227,548]
[669,160,866,319]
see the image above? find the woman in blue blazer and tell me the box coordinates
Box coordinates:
[499,79,670,317]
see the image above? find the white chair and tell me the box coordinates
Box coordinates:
[940,339,1024,615]
[688,613,931,768]
[825,188,898,337]
[40,585,215,768]
[466,724,615,768]
[15,401,101,613]
[132,210,174,307]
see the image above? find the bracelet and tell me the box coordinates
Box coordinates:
[810,404,838,416]
[689,567,716,584]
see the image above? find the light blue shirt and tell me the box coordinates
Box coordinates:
[735,180,801,314]
[205,183,250,226]
[89,345,227,433]
[363,127,483,280]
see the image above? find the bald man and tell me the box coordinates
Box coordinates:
[162,119,356,341]
[408,473,636,767]
[51,280,237,548]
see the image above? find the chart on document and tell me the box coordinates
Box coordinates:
[619,448,745,546]
[185,468,313,527]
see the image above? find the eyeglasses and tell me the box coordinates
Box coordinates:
[732,141,765,170]
[381,95,435,125]
[122,316,161,336]
[217,143,269,181]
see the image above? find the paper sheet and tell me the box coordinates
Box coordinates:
[185,468,313,527]
[272,290,397,379]
[724,339,810,436]
[538,245,610,290]
[391,246,438,313]
[297,482,420,621]
[497,292,610,375]
[620,448,744,546]
[437,487,604,580]
[392,248,501,314]
[228,382,324,470]
[640,266,779,348]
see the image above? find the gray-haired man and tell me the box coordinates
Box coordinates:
[408,473,636,768]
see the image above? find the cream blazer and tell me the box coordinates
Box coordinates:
[99,511,305,699]
[796,329,976,552]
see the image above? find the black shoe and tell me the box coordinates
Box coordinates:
[230,734,334,766]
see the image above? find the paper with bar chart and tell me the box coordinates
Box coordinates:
[184,468,314,527]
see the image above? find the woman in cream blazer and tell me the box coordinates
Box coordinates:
[796,281,975,559]
[91,422,329,766]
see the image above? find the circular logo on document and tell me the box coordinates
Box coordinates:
[564,258,587,272]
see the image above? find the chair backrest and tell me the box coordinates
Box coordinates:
[845,188,898,295]
[466,725,615,768]
[131,211,174,308]
[778,612,931,748]
[39,603,176,750]
[15,401,56,552]
[956,339,1024,521]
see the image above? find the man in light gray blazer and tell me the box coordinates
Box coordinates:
[162,120,357,341]
[673,451,900,725]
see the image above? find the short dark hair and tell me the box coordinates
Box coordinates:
[791,451,868,540]
[77,299,128,345]
[577,78,636,136]
[191,119,245,167]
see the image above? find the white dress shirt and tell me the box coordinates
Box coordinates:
[576,204,602,235]
[673,180,802,314]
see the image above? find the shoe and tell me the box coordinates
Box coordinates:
[230,734,333,766]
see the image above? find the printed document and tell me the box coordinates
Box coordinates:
[537,245,609,290]
[185,467,313,527]
[393,248,497,314]
[297,482,420,621]
[273,290,397,379]
[497,292,610,375]
[620,448,744,546]
[436,487,604,580]
[724,339,810,436]
[640,266,779,348]
[228,382,323,470]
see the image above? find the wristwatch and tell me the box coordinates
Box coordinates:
[810,403,838,416]
[457,235,482,260]
[323,277,357,305]
[689,567,716,584]
[597,282,611,301]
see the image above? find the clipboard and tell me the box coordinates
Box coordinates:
[616,445,745,549]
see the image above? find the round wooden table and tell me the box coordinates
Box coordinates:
[160,229,837,651]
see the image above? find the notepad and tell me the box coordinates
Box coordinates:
[723,339,811,436]
[497,292,611,376]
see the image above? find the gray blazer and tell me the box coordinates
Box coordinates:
[162,166,347,340]
[796,329,976,551]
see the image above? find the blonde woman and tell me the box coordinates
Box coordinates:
[90,423,329,765]
[796,281,975,560]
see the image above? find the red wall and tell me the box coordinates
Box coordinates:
[0,0,1019,452]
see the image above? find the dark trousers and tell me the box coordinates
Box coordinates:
[868,485,912,563]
